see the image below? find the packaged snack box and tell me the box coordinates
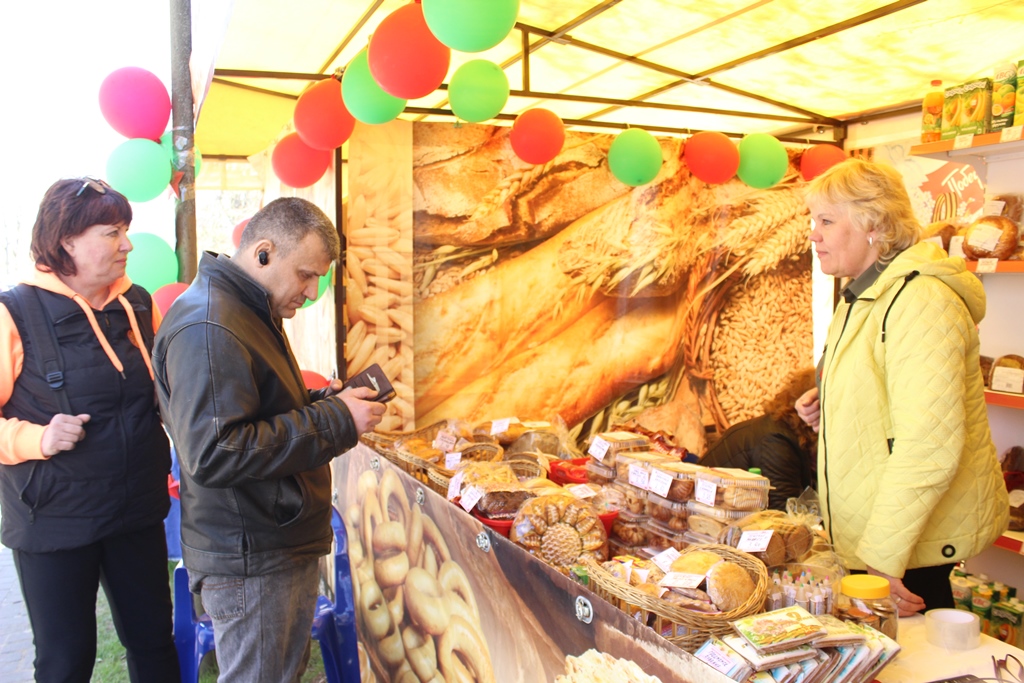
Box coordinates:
[992,64,1017,131]
[941,83,963,139]
[1015,59,1024,127]
[958,78,992,136]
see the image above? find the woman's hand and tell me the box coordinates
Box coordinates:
[867,566,927,617]
[40,413,91,456]
[338,386,386,435]
[795,387,821,433]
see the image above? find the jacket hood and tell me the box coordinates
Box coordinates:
[864,241,986,324]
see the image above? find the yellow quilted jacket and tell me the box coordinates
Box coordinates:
[819,241,1009,578]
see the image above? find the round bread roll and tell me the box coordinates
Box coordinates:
[670,550,722,575]
[705,560,756,612]
[962,215,1020,260]
[922,220,958,251]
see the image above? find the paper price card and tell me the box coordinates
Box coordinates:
[567,483,597,499]
[433,430,458,453]
[695,479,718,507]
[737,529,775,553]
[628,464,650,490]
[445,451,463,470]
[953,134,975,150]
[648,469,673,498]
[649,547,681,573]
[1000,125,1023,142]
[490,418,512,435]
[975,258,999,274]
[948,235,966,259]
[460,485,483,512]
[1008,489,1024,508]
[588,436,611,461]
[992,366,1024,394]
[660,571,706,590]
[446,470,464,501]
[696,642,736,674]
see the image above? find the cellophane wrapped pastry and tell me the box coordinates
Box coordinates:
[510,494,607,572]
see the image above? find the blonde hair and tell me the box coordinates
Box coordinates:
[804,158,920,262]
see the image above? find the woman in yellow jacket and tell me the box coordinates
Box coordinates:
[795,158,1008,617]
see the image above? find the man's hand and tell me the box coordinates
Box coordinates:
[795,387,820,433]
[40,413,91,456]
[338,386,386,434]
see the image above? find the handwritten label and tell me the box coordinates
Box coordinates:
[1008,489,1024,508]
[568,483,597,499]
[975,257,999,273]
[967,224,1003,252]
[992,366,1024,394]
[923,235,944,250]
[650,547,681,573]
[433,430,458,453]
[660,571,707,589]
[459,485,483,512]
[648,469,673,498]
[695,479,718,507]
[696,644,736,674]
[628,464,650,490]
[445,451,463,470]
[953,133,975,150]
[588,436,611,461]
[490,418,512,435]
[737,529,775,553]
[948,235,966,259]
[446,470,464,500]
[1000,125,1023,142]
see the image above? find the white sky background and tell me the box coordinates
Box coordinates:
[0,1,177,282]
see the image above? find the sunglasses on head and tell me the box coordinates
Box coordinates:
[75,178,111,197]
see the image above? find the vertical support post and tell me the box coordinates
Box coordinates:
[334,147,348,380]
[170,0,198,283]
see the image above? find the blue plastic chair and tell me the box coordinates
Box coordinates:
[173,560,215,683]
[311,506,360,683]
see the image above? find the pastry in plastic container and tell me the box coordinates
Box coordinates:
[693,467,771,511]
[608,536,647,559]
[645,491,689,531]
[609,480,648,515]
[613,451,675,485]
[609,509,651,547]
[586,431,649,464]
[686,500,754,523]
[729,510,815,562]
[649,461,706,502]
[510,494,607,572]
[586,459,616,485]
[642,518,689,552]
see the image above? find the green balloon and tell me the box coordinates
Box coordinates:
[126,233,178,294]
[159,131,203,177]
[106,138,172,202]
[449,60,509,123]
[342,49,407,124]
[422,0,519,53]
[737,133,788,189]
[300,267,333,309]
[608,128,663,187]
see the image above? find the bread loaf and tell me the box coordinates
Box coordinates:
[963,215,1020,260]
[921,220,958,251]
[705,560,756,612]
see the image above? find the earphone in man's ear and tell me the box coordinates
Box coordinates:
[258,251,269,266]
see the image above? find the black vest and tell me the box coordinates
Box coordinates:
[0,285,170,552]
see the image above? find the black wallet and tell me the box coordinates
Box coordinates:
[346,363,396,403]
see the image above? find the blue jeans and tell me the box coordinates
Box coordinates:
[198,559,319,683]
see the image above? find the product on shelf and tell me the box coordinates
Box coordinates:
[610,480,648,515]
[586,430,650,463]
[706,559,758,612]
[1015,59,1024,127]
[645,491,689,530]
[922,219,958,252]
[993,64,1018,131]
[990,354,1024,394]
[726,510,816,563]
[693,467,771,511]
[614,450,675,487]
[649,461,705,502]
[510,494,607,572]
[554,649,664,683]
[585,458,616,485]
[610,509,651,546]
[962,215,1020,260]
[473,485,537,520]
[643,518,689,551]
[921,79,944,143]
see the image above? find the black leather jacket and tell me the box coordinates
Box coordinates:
[152,252,357,577]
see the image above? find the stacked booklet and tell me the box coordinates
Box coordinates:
[694,607,901,683]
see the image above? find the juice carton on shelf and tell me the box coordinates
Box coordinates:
[941,83,963,139]
[992,64,1017,132]
[1015,59,1024,128]
[990,599,1022,647]
[957,78,992,136]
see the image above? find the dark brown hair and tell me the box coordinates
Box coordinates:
[31,178,133,276]
[239,197,340,262]
[764,366,819,456]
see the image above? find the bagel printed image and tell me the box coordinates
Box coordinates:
[337,445,715,682]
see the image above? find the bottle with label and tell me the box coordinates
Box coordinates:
[922,79,944,143]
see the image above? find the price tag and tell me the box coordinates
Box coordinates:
[1008,489,1024,508]
[923,235,944,250]
[660,571,706,589]
[649,547,681,573]
[948,235,966,259]
[953,134,975,150]
[628,464,650,490]
[696,644,736,674]
[568,483,597,499]
[459,485,483,512]
[991,366,1024,394]
[967,224,1004,253]
[695,479,718,507]
[1000,125,1023,142]
[737,529,774,553]
[446,470,464,501]
[648,469,673,498]
[589,436,611,461]
[975,257,999,273]
[490,418,512,435]
[445,451,463,470]
[432,430,458,453]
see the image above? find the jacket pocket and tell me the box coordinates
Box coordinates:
[16,461,42,510]
[273,475,306,527]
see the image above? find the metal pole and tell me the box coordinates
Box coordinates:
[170,0,197,283]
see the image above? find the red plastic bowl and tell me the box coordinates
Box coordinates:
[549,457,590,486]
[472,511,514,538]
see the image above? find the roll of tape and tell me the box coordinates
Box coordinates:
[925,609,981,650]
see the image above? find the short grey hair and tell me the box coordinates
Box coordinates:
[239,197,341,262]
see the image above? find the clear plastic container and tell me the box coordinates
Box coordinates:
[644,491,689,531]
[837,574,898,640]
[642,518,689,551]
[586,459,616,485]
[613,451,674,487]
[609,509,651,547]
[608,536,647,560]
[610,480,648,516]
[587,431,649,463]
[686,500,754,522]
[692,467,771,511]
[648,461,706,502]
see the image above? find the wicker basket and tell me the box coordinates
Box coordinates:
[358,432,404,468]
[507,458,546,481]
[427,443,508,496]
[584,544,769,652]
[426,466,450,497]
[394,448,435,486]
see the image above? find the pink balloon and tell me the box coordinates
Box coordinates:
[301,370,329,390]
[99,67,171,140]
[271,133,332,188]
[800,144,847,181]
[231,218,251,249]
[368,3,450,99]
[152,282,189,317]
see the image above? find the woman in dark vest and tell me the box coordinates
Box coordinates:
[0,178,179,683]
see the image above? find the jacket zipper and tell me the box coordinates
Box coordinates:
[106,312,130,514]
[821,299,856,547]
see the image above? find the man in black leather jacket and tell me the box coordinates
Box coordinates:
[153,197,385,682]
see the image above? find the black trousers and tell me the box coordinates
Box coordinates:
[12,522,181,683]
[852,563,956,611]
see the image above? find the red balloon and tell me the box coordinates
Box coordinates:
[301,370,330,391]
[271,133,332,188]
[800,144,847,181]
[683,131,739,184]
[231,218,251,249]
[294,78,355,150]
[152,282,189,317]
[368,3,450,99]
[99,67,171,140]
[510,109,565,164]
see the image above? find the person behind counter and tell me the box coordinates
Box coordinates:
[701,367,817,511]
[152,197,385,682]
[0,178,179,682]
[794,158,1008,617]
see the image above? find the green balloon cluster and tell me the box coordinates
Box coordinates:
[422,0,519,53]
[342,49,407,124]
[300,267,333,309]
[449,60,509,123]
[107,139,172,202]
[608,128,663,187]
[737,134,788,189]
[126,233,178,294]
